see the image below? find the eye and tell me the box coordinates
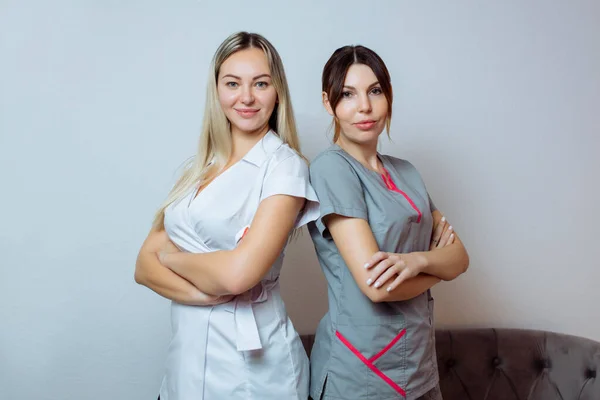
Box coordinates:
[226,82,239,88]
[370,87,383,95]
[255,81,269,89]
[342,91,353,98]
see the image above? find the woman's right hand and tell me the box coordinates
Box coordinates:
[189,291,235,306]
[430,216,455,250]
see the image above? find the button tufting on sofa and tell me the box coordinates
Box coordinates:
[586,369,596,379]
[536,358,552,371]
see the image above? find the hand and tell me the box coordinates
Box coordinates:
[364,252,427,292]
[189,291,235,306]
[430,216,455,250]
[156,232,180,265]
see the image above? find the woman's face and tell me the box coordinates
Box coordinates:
[217,48,278,136]
[325,63,388,145]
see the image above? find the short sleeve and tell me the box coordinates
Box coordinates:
[260,153,320,229]
[428,193,437,212]
[309,153,368,238]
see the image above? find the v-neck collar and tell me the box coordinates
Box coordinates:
[187,130,283,208]
[242,130,283,167]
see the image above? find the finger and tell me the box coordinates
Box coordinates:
[387,274,405,292]
[373,262,405,289]
[387,267,417,291]
[367,257,402,286]
[438,224,454,248]
[436,221,452,247]
[448,233,455,245]
[430,216,446,250]
[215,295,234,305]
[364,251,389,270]
[366,258,394,286]
[157,251,167,264]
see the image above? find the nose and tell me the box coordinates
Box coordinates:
[240,84,254,105]
[357,93,372,113]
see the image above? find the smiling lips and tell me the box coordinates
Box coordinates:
[354,119,377,130]
[235,108,260,118]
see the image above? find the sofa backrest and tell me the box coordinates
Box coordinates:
[301,328,600,400]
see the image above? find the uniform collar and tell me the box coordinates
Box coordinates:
[242,130,283,167]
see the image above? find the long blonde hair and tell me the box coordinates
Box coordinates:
[152,32,301,230]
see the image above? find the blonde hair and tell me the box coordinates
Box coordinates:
[152,32,301,230]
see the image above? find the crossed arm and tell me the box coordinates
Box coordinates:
[325,210,469,303]
[134,195,305,301]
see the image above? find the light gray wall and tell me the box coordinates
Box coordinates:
[1,1,598,399]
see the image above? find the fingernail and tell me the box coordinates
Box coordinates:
[364,263,370,269]
[387,286,392,292]
[441,216,446,222]
[449,225,453,231]
[366,278,373,285]
[374,281,382,288]
[450,234,454,240]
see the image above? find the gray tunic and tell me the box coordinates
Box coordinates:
[308,145,439,400]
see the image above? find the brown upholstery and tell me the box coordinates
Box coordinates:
[300,328,600,400]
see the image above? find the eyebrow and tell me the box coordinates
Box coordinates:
[221,73,272,80]
[343,81,380,90]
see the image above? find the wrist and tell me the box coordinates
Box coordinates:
[413,252,430,273]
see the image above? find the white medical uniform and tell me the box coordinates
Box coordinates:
[159,131,320,400]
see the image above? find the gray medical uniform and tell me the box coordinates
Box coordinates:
[308,145,441,400]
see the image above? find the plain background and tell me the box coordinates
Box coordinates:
[1,1,598,399]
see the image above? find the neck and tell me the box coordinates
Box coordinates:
[336,135,383,173]
[230,124,270,162]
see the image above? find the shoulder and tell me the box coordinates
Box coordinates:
[271,142,306,165]
[265,143,309,178]
[383,155,427,187]
[383,155,420,174]
[310,146,354,174]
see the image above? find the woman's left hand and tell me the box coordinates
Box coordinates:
[157,235,180,265]
[364,251,427,292]
[430,216,455,250]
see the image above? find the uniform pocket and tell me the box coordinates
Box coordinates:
[329,316,408,399]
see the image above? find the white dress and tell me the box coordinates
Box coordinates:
[159,131,320,400]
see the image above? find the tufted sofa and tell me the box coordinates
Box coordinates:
[300,328,600,400]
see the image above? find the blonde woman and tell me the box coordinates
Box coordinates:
[134,32,319,400]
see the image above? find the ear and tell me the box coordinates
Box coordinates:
[322,92,334,117]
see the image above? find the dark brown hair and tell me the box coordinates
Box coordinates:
[322,45,393,141]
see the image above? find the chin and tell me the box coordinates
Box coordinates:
[351,130,381,144]
[230,119,267,134]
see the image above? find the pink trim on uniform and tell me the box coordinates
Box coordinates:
[381,168,422,223]
[241,227,250,240]
[369,329,407,363]
[336,330,407,397]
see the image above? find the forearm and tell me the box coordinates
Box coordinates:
[417,241,469,281]
[135,252,215,305]
[161,250,247,296]
[372,273,440,302]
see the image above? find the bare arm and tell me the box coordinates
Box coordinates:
[134,229,231,305]
[419,210,470,280]
[364,210,469,300]
[160,195,305,296]
[326,215,440,303]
